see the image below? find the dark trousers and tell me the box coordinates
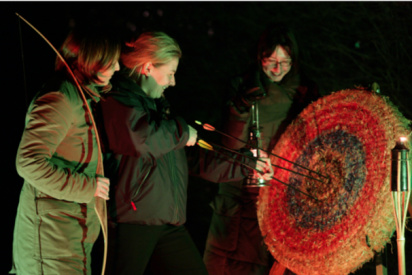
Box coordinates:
[106,223,208,275]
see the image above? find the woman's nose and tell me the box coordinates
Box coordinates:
[271,65,281,73]
[169,76,176,86]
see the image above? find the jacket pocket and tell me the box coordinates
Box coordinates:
[35,198,89,259]
[130,164,153,203]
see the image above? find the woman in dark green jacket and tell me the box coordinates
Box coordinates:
[10,28,120,275]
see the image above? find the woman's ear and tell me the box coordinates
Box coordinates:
[142,62,152,76]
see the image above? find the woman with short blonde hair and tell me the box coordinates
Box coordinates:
[99,31,205,275]
[121,31,182,81]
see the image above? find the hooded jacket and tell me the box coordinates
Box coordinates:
[99,73,252,226]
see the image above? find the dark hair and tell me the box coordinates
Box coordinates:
[257,23,299,76]
[56,28,121,85]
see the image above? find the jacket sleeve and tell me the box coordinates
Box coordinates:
[220,74,254,150]
[221,104,252,150]
[101,96,190,158]
[187,146,254,183]
[16,91,96,203]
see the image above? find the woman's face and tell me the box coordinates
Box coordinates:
[97,61,120,86]
[144,58,179,99]
[261,45,292,83]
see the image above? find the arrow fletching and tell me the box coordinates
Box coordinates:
[197,139,214,151]
[203,123,215,131]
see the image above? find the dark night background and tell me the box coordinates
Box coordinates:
[2,1,412,274]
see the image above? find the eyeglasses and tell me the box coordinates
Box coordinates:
[262,58,292,69]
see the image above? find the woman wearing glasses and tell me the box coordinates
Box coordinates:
[203,22,319,275]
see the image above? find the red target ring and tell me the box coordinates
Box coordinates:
[258,88,410,275]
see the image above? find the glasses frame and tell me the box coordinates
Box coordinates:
[261,58,292,69]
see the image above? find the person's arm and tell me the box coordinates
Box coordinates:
[222,71,265,150]
[187,146,273,183]
[187,146,251,183]
[16,91,97,203]
[221,104,252,149]
[101,96,190,158]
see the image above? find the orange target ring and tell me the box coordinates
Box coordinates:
[257,88,410,275]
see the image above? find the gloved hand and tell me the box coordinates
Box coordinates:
[232,71,266,113]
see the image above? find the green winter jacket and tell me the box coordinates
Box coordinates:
[11,74,103,275]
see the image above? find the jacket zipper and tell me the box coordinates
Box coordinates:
[131,167,152,211]
[167,152,179,223]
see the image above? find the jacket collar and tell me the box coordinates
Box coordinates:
[109,72,156,109]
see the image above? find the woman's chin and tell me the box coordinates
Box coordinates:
[270,75,284,83]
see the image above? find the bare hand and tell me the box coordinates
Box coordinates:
[94,176,110,200]
[255,157,274,181]
[186,125,198,146]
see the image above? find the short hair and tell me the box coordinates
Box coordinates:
[257,23,298,61]
[121,31,182,79]
[56,28,121,85]
[257,23,299,76]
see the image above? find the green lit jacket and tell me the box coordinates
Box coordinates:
[16,75,100,202]
[11,73,102,274]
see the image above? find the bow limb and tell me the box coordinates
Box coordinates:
[16,13,108,275]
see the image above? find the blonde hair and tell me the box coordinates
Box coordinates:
[121,32,182,79]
